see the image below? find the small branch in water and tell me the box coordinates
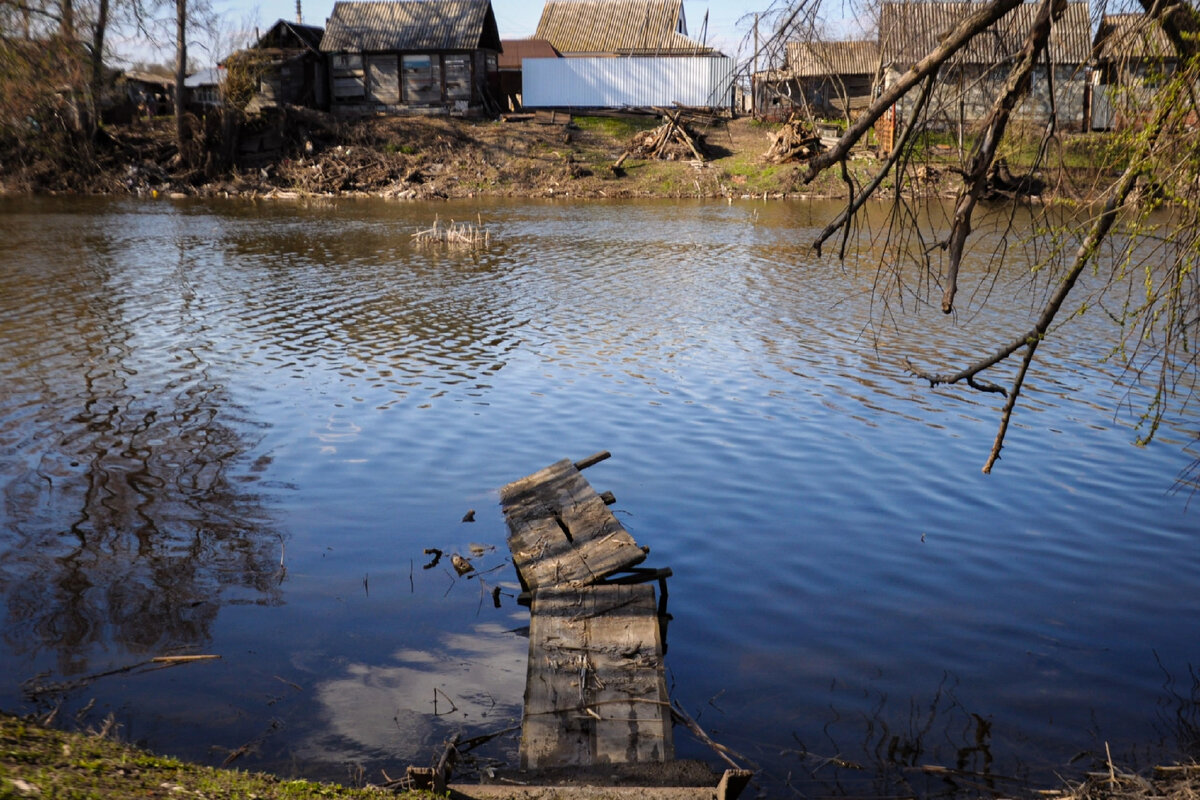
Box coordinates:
[433,687,458,716]
[669,699,753,771]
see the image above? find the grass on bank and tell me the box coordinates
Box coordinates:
[0,712,427,800]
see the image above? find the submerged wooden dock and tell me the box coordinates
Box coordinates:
[499,452,673,769]
[453,451,752,800]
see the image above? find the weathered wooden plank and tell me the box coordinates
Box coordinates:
[500,459,645,590]
[521,584,672,768]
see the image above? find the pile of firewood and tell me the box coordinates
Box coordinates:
[762,115,825,164]
[612,110,708,171]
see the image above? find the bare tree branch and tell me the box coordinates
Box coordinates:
[942,0,1066,315]
[814,71,939,256]
[803,0,1025,183]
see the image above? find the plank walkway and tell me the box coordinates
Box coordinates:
[474,452,751,800]
[521,584,672,768]
[499,452,671,768]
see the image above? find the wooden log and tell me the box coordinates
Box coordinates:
[574,451,611,470]
[717,769,755,800]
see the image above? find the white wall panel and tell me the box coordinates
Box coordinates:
[523,57,734,108]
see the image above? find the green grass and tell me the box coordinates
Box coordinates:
[572,114,661,141]
[0,712,430,800]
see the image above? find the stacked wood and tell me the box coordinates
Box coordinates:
[762,115,825,164]
[612,110,708,170]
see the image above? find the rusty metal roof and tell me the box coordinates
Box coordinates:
[787,40,881,77]
[498,38,559,69]
[534,0,712,55]
[879,1,1091,67]
[1094,13,1175,62]
[320,0,502,52]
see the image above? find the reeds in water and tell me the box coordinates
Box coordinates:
[411,215,491,250]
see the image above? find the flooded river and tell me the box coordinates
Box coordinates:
[0,195,1197,797]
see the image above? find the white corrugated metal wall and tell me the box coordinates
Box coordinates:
[522,57,735,108]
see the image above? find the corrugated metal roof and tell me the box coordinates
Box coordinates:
[499,37,559,69]
[1094,13,1174,62]
[534,0,712,55]
[879,1,1091,67]
[787,40,881,76]
[320,0,501,52]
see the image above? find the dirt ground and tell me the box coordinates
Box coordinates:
[0,107,922,201]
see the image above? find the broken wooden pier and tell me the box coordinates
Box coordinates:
[444,452,751,800]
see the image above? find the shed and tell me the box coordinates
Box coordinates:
[1091,13,1177,129]
[319,0,502,115]
[498,38,559,109]
[754,39,880,119]
[879,0,1092,131]
[232,19,328,111]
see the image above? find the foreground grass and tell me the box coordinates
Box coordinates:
[6,710,1200,800]
[0,712,424,800]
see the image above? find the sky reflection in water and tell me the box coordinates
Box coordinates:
[0,196,1196,797]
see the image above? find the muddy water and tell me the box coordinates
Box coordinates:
[0,195,1197,796]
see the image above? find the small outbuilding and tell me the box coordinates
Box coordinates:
[879,0,1092,132]
[754,39,880,120]
[497,38,559,110]
[1091,13,1177,130]
[319,0,503,115]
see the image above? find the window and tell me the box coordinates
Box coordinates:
[403,54,442,104]
[444,54,471,101]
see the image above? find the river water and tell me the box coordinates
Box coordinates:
[0,195,1196,797]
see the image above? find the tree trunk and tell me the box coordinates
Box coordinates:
[175,0,187,162]
[90,0,109,133]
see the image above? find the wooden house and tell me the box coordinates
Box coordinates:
[184,67,224,109]
[879,0,1092,132]
[237,19,328,111]
[121,70,175,116]
[319,0,502,115]
[1091,13,1177,130]
[754,39,880,120]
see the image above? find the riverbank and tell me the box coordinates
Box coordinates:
[4,711,1200,800]
[0,711,419,799]
[0,108,1110,202]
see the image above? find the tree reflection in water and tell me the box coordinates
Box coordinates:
[0,223,282,691]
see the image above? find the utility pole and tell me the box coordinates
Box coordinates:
[752,13,759,117]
